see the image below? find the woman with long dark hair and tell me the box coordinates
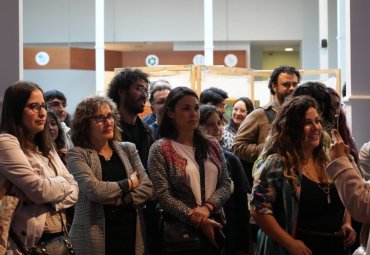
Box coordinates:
[148,87,231,254]
[250,95,356,255]
[0,81,78,254]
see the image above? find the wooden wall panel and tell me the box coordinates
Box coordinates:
[70,48,95,70]
[25,48,247,70]
[121,50,247,68]
[24,48,70,69]
[105,50,123,71]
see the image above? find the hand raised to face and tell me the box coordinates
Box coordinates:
[329,129,350,161]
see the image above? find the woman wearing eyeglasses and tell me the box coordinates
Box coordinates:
[0,81,78,254]
[222,97,254,151]
[66,96,153,255]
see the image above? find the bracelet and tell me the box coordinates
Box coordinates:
[203,203,213,213]
[128,178,133,189]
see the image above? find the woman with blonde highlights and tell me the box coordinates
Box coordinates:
[67,96,153,255]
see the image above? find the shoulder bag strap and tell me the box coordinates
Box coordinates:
[9,228,29,255]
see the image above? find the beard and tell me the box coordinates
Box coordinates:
[124,96,146,114]
[276,91,293,104]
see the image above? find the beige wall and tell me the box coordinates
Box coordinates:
[262,51,300,70]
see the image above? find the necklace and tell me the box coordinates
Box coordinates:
[99,149,113,161]
[302,166,332,204]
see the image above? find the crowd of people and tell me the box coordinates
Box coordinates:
[1,65,370,255]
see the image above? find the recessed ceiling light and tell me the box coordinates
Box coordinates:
[285,47,294,52]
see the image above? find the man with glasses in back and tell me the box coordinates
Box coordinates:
[142,79,171,126]
[107,68,159,255]
[147,83,171,140]
[44,89,73,148]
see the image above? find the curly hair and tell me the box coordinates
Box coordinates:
[268,66,301,95]
[0,81,51,156]
[107,68,149,106]
[293,82,333,131]
[71,96,121,148]
[264,95,328,185]
[159,86,209,161]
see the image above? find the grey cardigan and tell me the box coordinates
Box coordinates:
[148,138,231,225]
[66,141,153,255]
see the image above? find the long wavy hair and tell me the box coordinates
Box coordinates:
[71,96,121,148]
[159,86,209,161]
[47,111,66,150]
[263,95,329,184]
[0,81,51,156]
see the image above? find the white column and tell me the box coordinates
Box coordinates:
[204,0,214,65]
[95,0,105,95]
[19,0,23,80]
[337,0,346,88]
[319,0,329,78]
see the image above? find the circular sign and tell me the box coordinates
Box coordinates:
[193,54,205,65]
[35,51,50,66]
[224,54,238,67]
[145,54,159,66]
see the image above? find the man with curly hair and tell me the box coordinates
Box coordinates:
[107,68,159,255]
[107,68,154,169]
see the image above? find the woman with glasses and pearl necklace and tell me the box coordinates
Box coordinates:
[66,96,153,255]
[250,95,356,255]
[0,81,78,254]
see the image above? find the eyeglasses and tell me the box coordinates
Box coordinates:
[134,85,149,96]
[25,103,47,114]
[93,113,115,126]
[232,107,247,114]
[47,101,67,108]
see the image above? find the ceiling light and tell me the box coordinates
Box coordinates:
[285,47,294,52]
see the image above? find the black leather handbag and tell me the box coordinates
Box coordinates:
[29,235,74,255]
[160,212,207,254]
[159,159,224,254]
[10,212,74,255]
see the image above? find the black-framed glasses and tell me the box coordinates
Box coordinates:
[93,113,115,126]
[134,85,149,96]
[25,103,47,114]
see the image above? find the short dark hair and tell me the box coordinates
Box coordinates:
[199,87,228,105]
[0,81,51,156]
[268,66,301,95]
[44,89,67,103]
[149,84,171,105]
[107,68,149,106]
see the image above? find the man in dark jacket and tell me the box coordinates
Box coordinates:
[107,68,158,254]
